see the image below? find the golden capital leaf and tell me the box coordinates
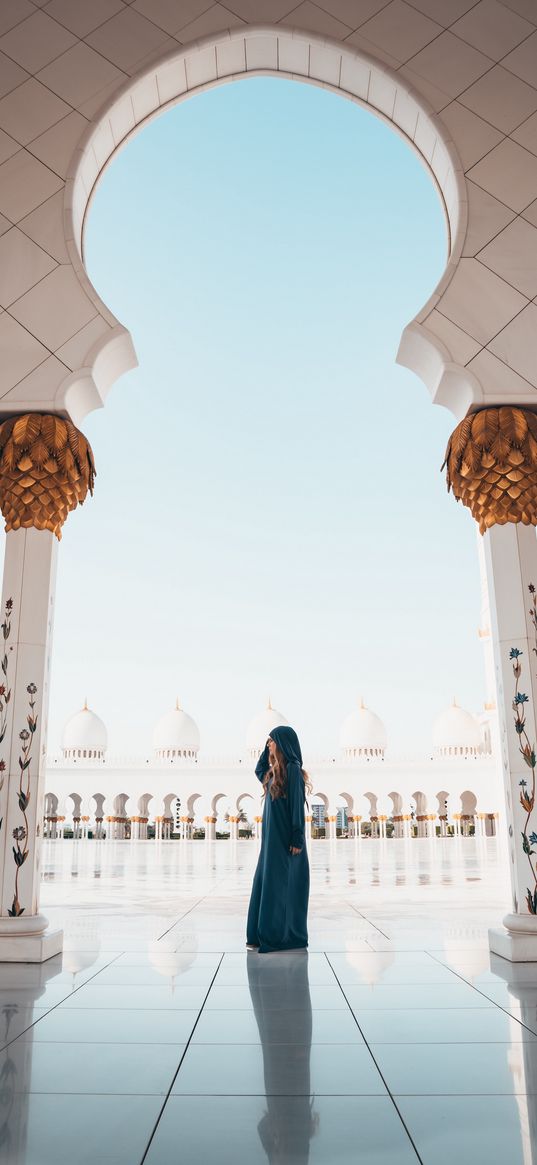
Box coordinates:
[444,406,537,533]
[0,413,96,540]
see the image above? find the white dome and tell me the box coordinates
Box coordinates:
[62,702,107,760]
[340,699,386,759]
[246,700,289,757]
[433,700,482,756]
[153,700,200,759]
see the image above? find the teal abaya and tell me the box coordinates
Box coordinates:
[246,725,310,954]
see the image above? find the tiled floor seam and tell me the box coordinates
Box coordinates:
[0,948,128,1054]
[343,903,391,940]
[324,951,425,1165]
[425,949,537,1037]
[157,877,232,940]
[138,952,226,1165]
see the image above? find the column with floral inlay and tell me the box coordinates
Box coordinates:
[0,414,95,961]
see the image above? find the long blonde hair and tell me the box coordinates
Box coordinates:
[263,741,313,801]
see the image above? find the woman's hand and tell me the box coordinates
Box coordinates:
[289,846,302,856]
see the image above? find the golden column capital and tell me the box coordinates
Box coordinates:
[0,412,95,540]
[443,406,537,534]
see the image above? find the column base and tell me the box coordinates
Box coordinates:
[0,913,63,962]
[489,927,537,962]
[0,927,63,962]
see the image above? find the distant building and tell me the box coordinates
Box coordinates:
[45,691,500,842]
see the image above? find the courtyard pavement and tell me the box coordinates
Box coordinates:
[0,836,535,1164]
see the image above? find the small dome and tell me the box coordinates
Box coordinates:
[62,701,107,761]
[433,700,482,756]
[246,699,289,757]
[153,699,200,759]
[340,698,386,760]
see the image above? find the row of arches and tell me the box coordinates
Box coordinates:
[44,787,497,840]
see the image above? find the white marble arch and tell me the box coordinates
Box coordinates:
[44,792,58,816]
[236,791,255,815]
[137,792,153,817]
[338,791,354,814]
[412,789,428,815]
[460,788,478,815]
[162,791,179,817]
[210,791,230,823]
[60,25,474,425]
[0,23,488,427]
[436,788,450,814]
[364,790,379,818]
[186,792,201,817]
[113,791,130,815]
[389,790,404,815]
[0,7,535,429]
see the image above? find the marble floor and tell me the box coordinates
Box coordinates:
[1,835,536,1164]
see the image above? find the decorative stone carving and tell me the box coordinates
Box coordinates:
[443,407,537,534]
[0,414,95,540]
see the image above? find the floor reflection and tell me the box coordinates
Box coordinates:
[0,959,70,1163]
[247,953,318,1164]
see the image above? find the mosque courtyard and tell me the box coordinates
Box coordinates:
[0,834,534,1165]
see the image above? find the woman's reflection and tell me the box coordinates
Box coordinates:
[247,951,319,1164]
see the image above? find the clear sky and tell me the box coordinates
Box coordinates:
[43,76,484,760]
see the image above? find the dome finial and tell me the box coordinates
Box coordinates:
[62,703,107,757]
[340,699,386,758]
[153,702,199,757]
[246,701,289,756]
[433,700,481,755]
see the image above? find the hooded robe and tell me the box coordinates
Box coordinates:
[246,725,310,953]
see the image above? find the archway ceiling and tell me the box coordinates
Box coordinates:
[0,3,535,423]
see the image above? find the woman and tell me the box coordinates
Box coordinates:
[246,724,310,954]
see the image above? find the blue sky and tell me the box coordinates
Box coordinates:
[46,76,484,758]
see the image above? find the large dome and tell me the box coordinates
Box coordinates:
[432,700,482,756]
[340,699,386,760]
[153,699,200,759]
[62,702,107,760]
[246,700,289,757]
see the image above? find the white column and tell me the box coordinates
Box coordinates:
[486,523,537,960]
[0,530,62,961]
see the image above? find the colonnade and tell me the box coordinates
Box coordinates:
[42,806,499,841]
[0,362,533,967]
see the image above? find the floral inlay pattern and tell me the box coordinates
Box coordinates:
[511,585,537,913]
[0,598,13,837]
[8,682,37,917]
